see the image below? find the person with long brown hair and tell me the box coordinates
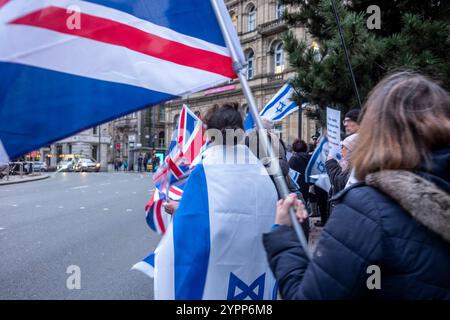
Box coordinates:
[263,71,450,299]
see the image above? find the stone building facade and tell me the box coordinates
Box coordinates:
[161,0,318,149]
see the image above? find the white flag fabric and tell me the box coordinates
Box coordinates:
[154,144,278,300]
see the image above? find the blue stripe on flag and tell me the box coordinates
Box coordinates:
[173,164,210,299]
[260,84,291,116]
[146,208,157,232]
[305,137,327,183]
[85,0,226,47]
[272,102,298,121]
[0,62,175,159]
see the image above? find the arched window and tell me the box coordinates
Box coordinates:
[246,50,255,80]
[247,4,256,32]
[274,42,285,74]
[276,1,284,19]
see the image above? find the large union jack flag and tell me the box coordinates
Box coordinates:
[0,0,244,161]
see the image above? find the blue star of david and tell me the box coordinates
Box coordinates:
[227,272,266,300]
[276,101,286,113]
[317,160,326,173]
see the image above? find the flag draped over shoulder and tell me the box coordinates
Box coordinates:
[145,105,206,235]
[0,0,243,160]
[154,145,278,300]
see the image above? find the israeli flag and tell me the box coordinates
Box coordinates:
[260,83,299,122]
[153,144,278,300]
[305,136,331,192]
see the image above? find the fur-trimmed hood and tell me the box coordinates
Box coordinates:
[366,170,450,243]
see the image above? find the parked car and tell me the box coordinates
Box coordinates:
[74,158,100,172]
[57,160,74,172]
[32,161,48,172]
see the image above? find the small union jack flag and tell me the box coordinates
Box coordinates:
[145,105,206,234]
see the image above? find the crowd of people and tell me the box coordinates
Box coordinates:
[158,71,449,299]
[113,153,160,172]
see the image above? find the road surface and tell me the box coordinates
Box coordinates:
[0,171,160,299]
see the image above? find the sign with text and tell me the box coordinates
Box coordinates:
[326,107,341,160]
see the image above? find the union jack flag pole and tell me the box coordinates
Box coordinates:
[210,0,312,259]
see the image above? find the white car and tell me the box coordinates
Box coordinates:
[32,161,48,172]
[74,158,100,172]
[57,160,74,172]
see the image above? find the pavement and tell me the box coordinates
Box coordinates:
[0,173,50,186]
[0,171,160,299]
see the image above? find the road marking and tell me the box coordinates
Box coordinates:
[0,228,5,231]
[126,209,133,212]
[132,191,137,194]
[100,183,111,186]
[11,204,18,207]
[80,207,86,210]
[97,191,103,194]
[72,185,88,190]
[115,191,119,194]
[148,189,154,192]
[58,206,64,209]
[35,205,41,208]
[103,208,109,211]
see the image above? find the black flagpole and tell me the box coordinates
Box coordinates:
[330,0,362,109]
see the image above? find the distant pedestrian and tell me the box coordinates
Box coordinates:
[137,155,143,172]
[143,155,149,172]
[123,159,128,171]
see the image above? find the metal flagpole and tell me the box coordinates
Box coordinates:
[210,0,312,259]
[330,0,362,109]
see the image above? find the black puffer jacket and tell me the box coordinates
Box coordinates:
[289,152,311,202]
[263,148,450,299]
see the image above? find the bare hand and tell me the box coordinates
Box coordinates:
[163,199,179,215]
[275,193,308,226]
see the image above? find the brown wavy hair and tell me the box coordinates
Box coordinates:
[353,71,450,180]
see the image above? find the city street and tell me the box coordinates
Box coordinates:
[0,172,160,300]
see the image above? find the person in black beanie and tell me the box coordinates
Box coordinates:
[343,108,360,135]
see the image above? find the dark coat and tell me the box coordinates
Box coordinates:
[289,152,310,201]
[325,159,349,195]
[263,148,450,299]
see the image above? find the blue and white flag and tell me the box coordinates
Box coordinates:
[131,253,155,278]
[0,0,244,160]
[153,144,278,300]
[260,83,299,122]
[305,136,331,192]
